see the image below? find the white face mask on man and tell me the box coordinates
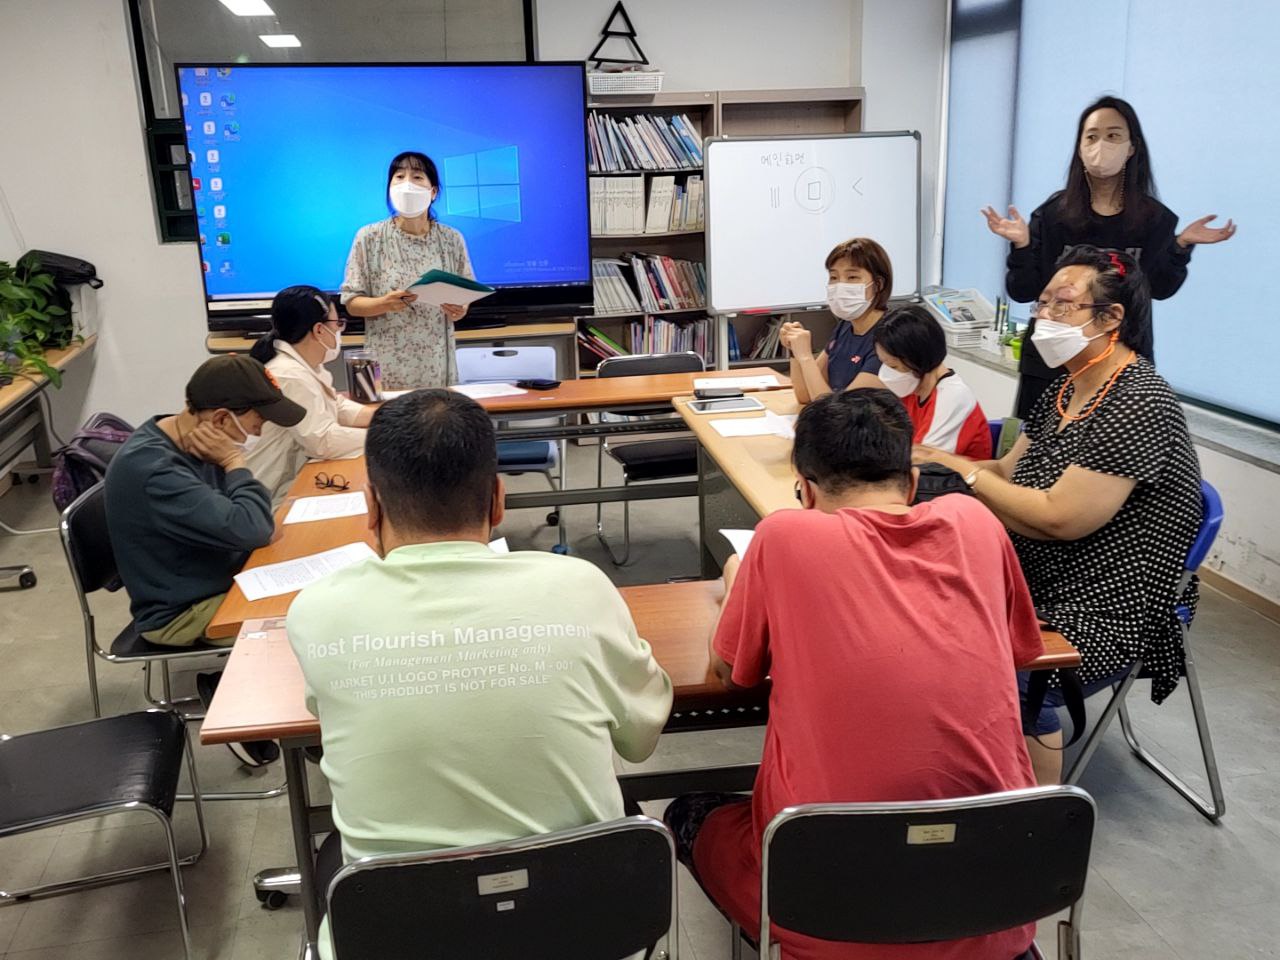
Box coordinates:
[226,410,262,453]
[1080,139,1130,179]
[826,282,872,321]
[389,181,434,218]
[878,363,921,398]
[1031,317,1109,369]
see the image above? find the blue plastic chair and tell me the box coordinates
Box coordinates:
[1064,480,1226,821]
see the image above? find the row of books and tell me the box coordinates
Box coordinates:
[588,111,703,172]
[577,317,715,366]
[589,174,705,236]
[592,256,707,316]
[746,317,788,360]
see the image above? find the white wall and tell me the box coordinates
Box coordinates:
[535,0,859,91]
[0,0,210,436]
[858,0,948,286]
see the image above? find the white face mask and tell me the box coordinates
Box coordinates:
[1080,139,1130,179]
[827,282,872,321]
[878,363,921,398]
[1031,317,1108,369]
[389,181,434,218]
[316,325,341,364]
[227,410,262,454]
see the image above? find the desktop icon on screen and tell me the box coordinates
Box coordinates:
[194,68,209,79]
[199,92,212,107]
[216,67,232,79]
[202,121,216,136]
[181,92,189,108]
[206,149,220,164]
[220,93,236,108]
[209,177,223,192]
[223,122,240,141]
[202,260,211,273]
[216,232,232,246]
[191,177,202,192]
[219,260,234,275]
[213,205,227,219]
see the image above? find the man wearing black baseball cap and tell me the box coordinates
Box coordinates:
[105,355,305,764]
[105,354,303,637]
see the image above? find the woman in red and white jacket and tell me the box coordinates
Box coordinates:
[872,304,993,460]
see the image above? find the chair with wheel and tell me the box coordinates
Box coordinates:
[456,345,568,553]
[722,785,1095,960]
[593,351,704,566]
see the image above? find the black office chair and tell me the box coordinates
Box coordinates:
[60,482,285,801]
[327,816,679,960]
[594,351,705,566]
[0,709,208,960]
[728,786,1095,960]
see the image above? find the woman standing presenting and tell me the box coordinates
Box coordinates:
[982,96,1235,417]
[341,151,474,390]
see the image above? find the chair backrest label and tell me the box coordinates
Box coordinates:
[477,868,530,896]
[906,823,956,845]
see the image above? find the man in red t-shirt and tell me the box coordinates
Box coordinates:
[665,389,1043,960]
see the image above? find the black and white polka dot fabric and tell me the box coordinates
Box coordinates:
[1011,357,1203,704]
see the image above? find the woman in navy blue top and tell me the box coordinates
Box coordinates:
[781,237,894,402]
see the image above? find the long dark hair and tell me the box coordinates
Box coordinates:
[1057,96,1159,234]
[386,151,440,221]
[1053,244,1153,358]
[250,285,333,364]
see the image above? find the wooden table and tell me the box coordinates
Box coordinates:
[0,337,96,471]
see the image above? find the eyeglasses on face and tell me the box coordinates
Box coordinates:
[1033,299,1108,320]
[315,472,349,491]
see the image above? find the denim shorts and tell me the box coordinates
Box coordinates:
[1017,665,1136,736]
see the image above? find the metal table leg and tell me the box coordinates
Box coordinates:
[281,739,322,952]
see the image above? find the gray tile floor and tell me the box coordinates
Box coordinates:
[2,444,1279,959]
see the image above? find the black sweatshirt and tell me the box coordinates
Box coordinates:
[1006,192,1192,381]
[104,417,275,632]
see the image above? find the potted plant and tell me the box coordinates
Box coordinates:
[0,254,78,387]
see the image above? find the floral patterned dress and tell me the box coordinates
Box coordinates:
[339,217,474,390]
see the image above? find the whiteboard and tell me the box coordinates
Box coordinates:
[706,132,921,314]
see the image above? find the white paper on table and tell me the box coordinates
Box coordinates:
[405,281,495,307]
[710,410,796,439]
[719,528,755,557]
[233,542,379,601]
[489,537,510,553]
[449,382,528,400]
[693,375,780,392]
[380,389,412,400]
[283,492,369,525]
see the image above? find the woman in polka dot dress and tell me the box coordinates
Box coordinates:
[915,245,1203,784]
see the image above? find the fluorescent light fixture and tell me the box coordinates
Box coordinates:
[259,33,301,48]
[218,0,275,15]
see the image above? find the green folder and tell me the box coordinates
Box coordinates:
[409,269,495,294]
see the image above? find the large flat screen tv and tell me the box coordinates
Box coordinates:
[174,62,591,328]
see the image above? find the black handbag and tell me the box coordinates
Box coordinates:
[20,250,103,288]
[911,462,976,503]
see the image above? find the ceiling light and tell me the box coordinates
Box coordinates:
[259,34,301,48]
[218,0,275,15]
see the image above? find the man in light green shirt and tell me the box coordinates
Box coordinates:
[287,389,672,960]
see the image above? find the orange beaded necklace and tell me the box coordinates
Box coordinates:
[1056,332,1134,422]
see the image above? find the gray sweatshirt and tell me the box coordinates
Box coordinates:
[104,417,274,632]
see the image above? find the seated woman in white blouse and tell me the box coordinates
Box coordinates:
[247,286,375,503]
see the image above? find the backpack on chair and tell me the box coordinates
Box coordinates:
[51,413,135,513]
